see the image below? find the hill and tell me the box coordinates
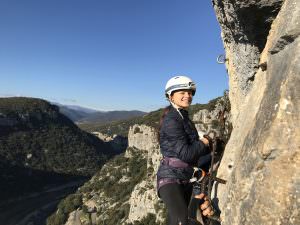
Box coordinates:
[0,97,116,200]
[76,110,147,124]
[55,103,147,125]
[56,104,95,121]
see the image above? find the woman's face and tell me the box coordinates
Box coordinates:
[170,90,193,109]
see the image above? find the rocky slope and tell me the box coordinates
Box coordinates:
[212,0,300,224]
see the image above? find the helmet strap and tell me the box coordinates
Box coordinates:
[169,100,184,119]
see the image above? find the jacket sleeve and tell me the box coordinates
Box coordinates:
[162,116,208,164]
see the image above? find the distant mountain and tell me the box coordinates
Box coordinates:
[77,110,147,124]
[57,105,93,121]
[53,103,98,121]
[78,97,224,137]
[54,103,147,124]
[58,104,100,114]
[0,97,117,200]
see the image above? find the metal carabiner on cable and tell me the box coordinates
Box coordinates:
[217,54,227,64]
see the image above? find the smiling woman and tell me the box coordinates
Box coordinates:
[170,90,193,109]
[156,75,213,225]
[164,76,196,110]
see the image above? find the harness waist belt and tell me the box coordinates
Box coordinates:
[162,157,190,168]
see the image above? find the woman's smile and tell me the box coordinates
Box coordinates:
[171,90,193,109]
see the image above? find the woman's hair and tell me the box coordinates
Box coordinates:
[157,105,172,141]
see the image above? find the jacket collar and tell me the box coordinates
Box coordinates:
[169,105,189,119]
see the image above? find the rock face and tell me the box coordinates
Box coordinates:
[212,0,300,224]
[126,124,162,223]
[92,131,128,153]
[212,0,284,123]
[127,124,160,159]
[193,93,231,139]
[92,131,114,142]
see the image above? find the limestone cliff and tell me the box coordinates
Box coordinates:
[212,0,284,123]
[125,125,162,224]
[212,0,300,224]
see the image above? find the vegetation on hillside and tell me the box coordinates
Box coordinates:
[47,148,149,225]
[76,110,147,124]
[0,97,115,200]
[46,193,83,225]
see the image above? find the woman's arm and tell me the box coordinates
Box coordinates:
[161,116,209,163]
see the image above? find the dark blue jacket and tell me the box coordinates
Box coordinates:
[157,106,210,181]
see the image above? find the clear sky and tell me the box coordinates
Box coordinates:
[0,0,228,112]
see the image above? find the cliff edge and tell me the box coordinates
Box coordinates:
[212,0,300,224]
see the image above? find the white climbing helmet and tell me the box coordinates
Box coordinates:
[165,75,196,97]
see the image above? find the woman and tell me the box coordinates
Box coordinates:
[157,76,213,225]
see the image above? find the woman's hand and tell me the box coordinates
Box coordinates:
[194,193,214,217]
[200,137,209,146]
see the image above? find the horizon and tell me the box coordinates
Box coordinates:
[0,94,225,113]
[0,0,228,112]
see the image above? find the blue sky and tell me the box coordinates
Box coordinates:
[0,0,228,112]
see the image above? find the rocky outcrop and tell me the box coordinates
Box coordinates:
[213,0,300,224]
[92,131,114,142]
[92,131,128,153]
[193,93,231,139]
[125,125,162,224]
[127,124,161,174]
[127,125,159,153]
[212,0,284,123]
